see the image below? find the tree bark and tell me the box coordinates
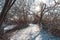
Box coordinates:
[0,0,16,40]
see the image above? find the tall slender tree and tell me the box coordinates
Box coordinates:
[0,0,16,40]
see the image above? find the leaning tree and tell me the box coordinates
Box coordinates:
[0,0,16,40]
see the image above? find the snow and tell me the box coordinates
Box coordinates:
[8,24,60,40]
[4,25,17,32]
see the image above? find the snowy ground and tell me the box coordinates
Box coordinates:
[8,24,60,40]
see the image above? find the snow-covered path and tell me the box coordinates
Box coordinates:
[10,24,60,40]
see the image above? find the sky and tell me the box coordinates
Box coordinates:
[0,0,5,12]
[0,0,59,13]
[30,0,56,13]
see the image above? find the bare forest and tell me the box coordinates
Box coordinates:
[0,0,60,40]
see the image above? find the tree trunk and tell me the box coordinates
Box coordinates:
[0,0,16,40]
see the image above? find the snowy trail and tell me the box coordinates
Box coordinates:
[10,24,60,40]
[10,24,41,40]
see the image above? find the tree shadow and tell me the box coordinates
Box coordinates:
[30,29,60,40]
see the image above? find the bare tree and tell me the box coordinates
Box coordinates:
[0,0,16,40]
